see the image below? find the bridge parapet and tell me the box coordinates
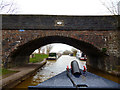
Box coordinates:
[2,15,119,30]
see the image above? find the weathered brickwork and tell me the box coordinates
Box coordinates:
[104,31,120,72]
[2,30,120,74]
[2,30,106,57]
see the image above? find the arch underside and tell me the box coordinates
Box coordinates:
[7,36,106,70]
[10,36,104,58]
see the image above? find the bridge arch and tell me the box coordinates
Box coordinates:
[2,15,119,75]
[6,35,106,71]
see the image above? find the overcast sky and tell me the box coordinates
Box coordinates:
[34,43,79,53]
[1,0,119,15]
[16,0,113,15]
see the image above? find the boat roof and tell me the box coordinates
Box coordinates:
[28,69,120,89]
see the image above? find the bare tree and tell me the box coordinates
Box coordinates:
[38,48,40,54]
[100,0,120,15]
[0,0,18,14]
[100,0,120,29]
[41,48,45,54]
[46,45,53,54]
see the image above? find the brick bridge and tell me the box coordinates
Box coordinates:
[1,15,120,74]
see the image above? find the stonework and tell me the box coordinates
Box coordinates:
[2,30,120,74]
[1,15,120,75]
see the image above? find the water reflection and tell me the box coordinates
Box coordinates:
[32,55,86,85]
[15,55,86,88]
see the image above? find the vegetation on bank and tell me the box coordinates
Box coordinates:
[0,68,18,76]
[0,54,48,77]
[29,54,48,63]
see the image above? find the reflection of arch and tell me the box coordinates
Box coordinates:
[10,36,103,57]
[8,36,106,69]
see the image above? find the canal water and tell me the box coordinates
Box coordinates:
[14,55,86,88]
[14,55,120,88]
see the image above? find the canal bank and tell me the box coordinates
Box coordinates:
[14,55,120,89]
[1,59,47,90]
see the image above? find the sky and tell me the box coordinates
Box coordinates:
[1,0,119,15]
[15,0,114,15]
[50,43,76,53]
[34,43,79,53]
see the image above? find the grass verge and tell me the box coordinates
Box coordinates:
[29,54,48,63]
[0,68,18,76]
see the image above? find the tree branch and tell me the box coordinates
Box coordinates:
[7,0,14,13]
[100,0,119,15]
[0,0,18,14]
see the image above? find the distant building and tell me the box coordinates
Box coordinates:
[118,1,120,15]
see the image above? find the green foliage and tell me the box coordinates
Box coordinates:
[0,68,17,75]
[102,48,107,53]
[29,54,48,63]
